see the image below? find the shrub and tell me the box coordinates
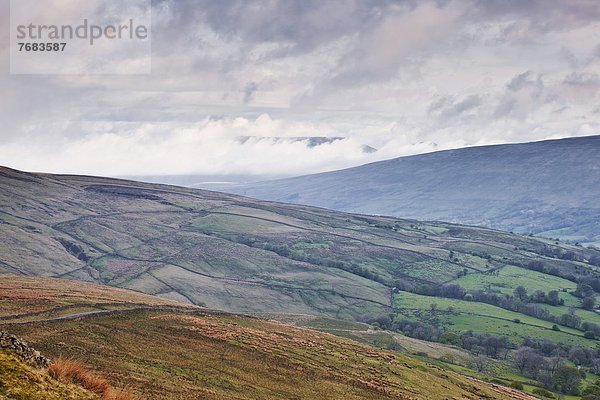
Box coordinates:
[439,332,461,346]
[508,381,523,390]
[585,331,596,339]
[582,395,600,400]
[583,384,600,397]
[49,358,110,396]
[438,354,455,364]
[532,387,555,398]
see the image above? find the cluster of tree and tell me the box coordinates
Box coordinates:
[580,380,600,400]
[424,282,596,332]
[362,310,600,396]
[360,314,443,342]
[362,312,515,360]
[515,338,600,395]
[364,305,600,398]
[523,337,600,369]
[513,338,600,400]
[513,285,564,305]
[524,260,600,292]
[459,331,511,358]
[436,283,466,299]
[514,346,582,394]
[580,278,600,293]
[538,246,587,263]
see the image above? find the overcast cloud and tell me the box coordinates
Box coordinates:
[0,0,599,176]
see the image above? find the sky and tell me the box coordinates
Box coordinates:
[0,0,599,177]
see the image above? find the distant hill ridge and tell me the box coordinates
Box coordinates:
[216,135,600,246]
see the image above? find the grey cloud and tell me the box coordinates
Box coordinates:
[559,72,600,102]
[242,82,258,104]
[507,71,544,92]
[151,0,391,58]
[493,98,517,119]
[552,106,569,114]
[563,72,600,86]
[428,95,482,119]
[470,0,600,28]
[494,72,546,119]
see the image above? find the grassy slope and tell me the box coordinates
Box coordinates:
[452,265,577,296]
[0,350,99,400]
[7,310,535,400]
[452,266,600,325]
[260,314,600,400]
[0,275,197,324]
[1,166,599,329]
[0,276,534,400]
[277,314,476,363]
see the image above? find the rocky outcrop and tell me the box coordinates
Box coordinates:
[0,331,49,368]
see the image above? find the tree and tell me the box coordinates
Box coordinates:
[527,260,545,272]
[575,283,594,298]
[439,332,461,347]
[472,354,487,373]
[438,284,466,299]
[583,322,600,336]
[560,312,582,329]
[583,384,600,397]
[582,296,596,310]
[514,286,528,301]
[545,356,565,377]
[531,290,546,303]
[514,347,543,377]
[569,346,592,366]
[553,365,582,395]
[482,335,509,358]
[585,331,596,339]
[547,290,563,306]
[508,381,524,390]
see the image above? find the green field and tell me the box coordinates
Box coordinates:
[394,291,597,347]
[453,265,578,301]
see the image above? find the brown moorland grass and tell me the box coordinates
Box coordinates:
[49,358,110,395]
[0,350,99,400]
[49,357,138,400]
[0,275,197,323]
[9,308,536,400]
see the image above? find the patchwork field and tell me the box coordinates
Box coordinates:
[393,291,597,347]
[1,166,598,328]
